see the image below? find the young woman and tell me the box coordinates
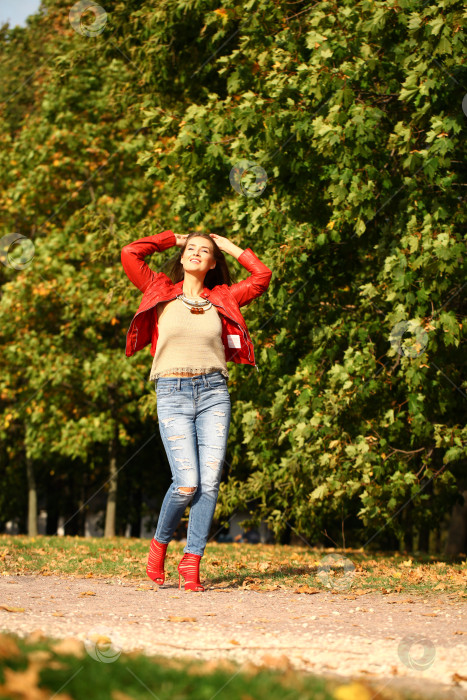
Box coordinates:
[121,229,272,591]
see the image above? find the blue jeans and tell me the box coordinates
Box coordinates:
[154,371,231,556]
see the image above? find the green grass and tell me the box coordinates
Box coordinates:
[1,535,466,596]
[0,630,444,700]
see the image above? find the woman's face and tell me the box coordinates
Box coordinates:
[181,236,216,275]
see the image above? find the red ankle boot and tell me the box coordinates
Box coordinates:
[146,539,168,585]
[177,553,204,591]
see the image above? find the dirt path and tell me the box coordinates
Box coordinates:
[1,573,466,699]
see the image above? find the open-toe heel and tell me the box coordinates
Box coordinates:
[177,553,204,591]
[146,539,169,585]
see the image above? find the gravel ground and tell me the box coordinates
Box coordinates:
[1,573,466,699]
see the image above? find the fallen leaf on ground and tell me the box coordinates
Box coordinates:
[27,650,52,665]
[293,586,320,594]
[0,634,20,659]
[260,653,292,669]
[25,630,46,644]
[112,691,136,700]
[0,605,25,613]
[167,615,197,623]
[50,638,85,658]
[0,660,73,700]
[78,591,96,597]
[452,673,467,683]
[134,586,155,591]
[334,681,373,700]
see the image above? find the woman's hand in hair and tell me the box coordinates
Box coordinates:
[209,233,244,260]
[174,234,188,248]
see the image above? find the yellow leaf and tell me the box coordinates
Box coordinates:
[0,605,25,613]
[334,682,373,700]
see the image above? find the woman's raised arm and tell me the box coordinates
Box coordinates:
[121,230,177,292]
[209,233,272,308]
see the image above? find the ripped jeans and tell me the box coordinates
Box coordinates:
[154,371,231,556]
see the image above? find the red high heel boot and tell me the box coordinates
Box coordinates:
[146,539,168,585]
[177,553,204,591]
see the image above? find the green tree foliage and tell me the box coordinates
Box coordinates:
[0,0,465,549]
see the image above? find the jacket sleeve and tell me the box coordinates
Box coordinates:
[121,230,176,293]
[229,248,272,308]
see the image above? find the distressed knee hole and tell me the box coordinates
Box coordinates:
[175,457,191,469]
[178,486,196,494]
[161,417,175,426]
[213,411,225,416]
[168,434,185,442]
[206,456,221,470]
[215,422,226,436]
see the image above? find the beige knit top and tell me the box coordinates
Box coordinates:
[149,297,229,381]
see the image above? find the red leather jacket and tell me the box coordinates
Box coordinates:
[121,230,272,370]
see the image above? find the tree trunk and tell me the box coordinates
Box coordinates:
[104,420,119,538]
[445,490,467,557]
[417,478,433,552]
[403,501,413,552]
[26,456,37,536]
[46,473,59,535]
[130,485,142,538]
[418,526,430,553]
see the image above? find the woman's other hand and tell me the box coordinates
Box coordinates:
[209,233,244,260]
[174,234,188,247]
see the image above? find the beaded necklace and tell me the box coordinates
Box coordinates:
[176,293,212,314]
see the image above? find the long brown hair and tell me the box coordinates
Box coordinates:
[168,233,233,289]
